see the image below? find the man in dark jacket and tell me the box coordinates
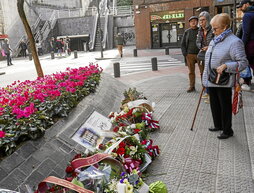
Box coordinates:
[19,40,27,58]
[181,16,201,92]
[237,0,254,90]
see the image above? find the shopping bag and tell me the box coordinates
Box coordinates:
[1,49,6,56]
[232,68,243,115]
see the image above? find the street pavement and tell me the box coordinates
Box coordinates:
[1,46,254,192]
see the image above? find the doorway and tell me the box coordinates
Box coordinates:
[152,22,183,48]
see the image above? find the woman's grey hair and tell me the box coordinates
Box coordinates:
[199,11,211,28]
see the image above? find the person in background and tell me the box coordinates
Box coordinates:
[56,38,64,57]
[35,40,43,56]
[19,40,27,58]
[237,0,254,91]
[115,33,124,58]
[181,16,201,93]
[196,11,214,103]
[202,13,248,139]
[2,38,13,66]
[50,37,56,53]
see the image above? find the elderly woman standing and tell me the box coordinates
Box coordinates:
[196,11,214,103]
[203,13,248,139]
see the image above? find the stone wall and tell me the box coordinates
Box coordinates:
[57,16,95,37]
[114,15,135,46]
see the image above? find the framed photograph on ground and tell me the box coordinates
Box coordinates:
[72,111,115,150]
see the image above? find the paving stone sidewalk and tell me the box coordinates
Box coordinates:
[117,68,254,193]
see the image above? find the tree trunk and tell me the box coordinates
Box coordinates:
[17,0,44,77]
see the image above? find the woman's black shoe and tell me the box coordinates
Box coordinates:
[217,133,233,139]
[208,127,222,132]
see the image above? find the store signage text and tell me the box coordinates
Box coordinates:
[151,11,184,21]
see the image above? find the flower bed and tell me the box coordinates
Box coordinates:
[0,64,102,156]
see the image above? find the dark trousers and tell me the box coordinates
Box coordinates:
[6,53,12,66]
[21,49,26,57]
[209,87,233,135]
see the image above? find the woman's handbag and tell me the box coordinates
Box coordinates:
[232,67,243,115]
[208,68,230,85]
[208,52,230,85]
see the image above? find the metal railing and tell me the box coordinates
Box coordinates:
[90,13,99,51]
[13,14,43,57]
[102,8,109,49]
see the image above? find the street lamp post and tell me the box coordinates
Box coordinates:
[96,0,104,58]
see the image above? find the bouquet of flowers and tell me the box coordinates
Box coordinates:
[104,170,149,193]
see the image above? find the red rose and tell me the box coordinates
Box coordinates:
[98,143,105,150]
[65,165,74,173]
[116,147,125,155]
[65,177,73,182]
[133,129,141,133]
[113,126,119,132]
[72,153,82,161]
[119,142,126,148]
[49,187,55,192]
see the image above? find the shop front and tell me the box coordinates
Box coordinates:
[150,10,185,48]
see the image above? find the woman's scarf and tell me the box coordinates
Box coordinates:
[213,28,232,45]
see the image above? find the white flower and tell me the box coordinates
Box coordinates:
[129,146,137,155]
[126,184,134,193]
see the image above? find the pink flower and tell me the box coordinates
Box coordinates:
[0,131,5,138]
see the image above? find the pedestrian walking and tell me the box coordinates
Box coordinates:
[237,0,254,91]
[2,38,13,66]
[56,38,64,57]
[35,40,43,56]
[196,11,214,103]
[115,33,124,58]
[19,40,27,58]
[181,16,201,93]
[202,13,248,139]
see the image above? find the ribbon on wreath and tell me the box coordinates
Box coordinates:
[37,176,94,193]
[123,157,142,173]
[142,113,160,130]
[141,139,160,158]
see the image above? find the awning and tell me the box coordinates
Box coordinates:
[0,34,8,39]
[56,34,89,39]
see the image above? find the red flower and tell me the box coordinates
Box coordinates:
[113,126,119,132]
[119,142,126,148]
[65,165,74,173]
[65,177,73,182]
[49,187,55,192]
[116,147,125,155]
[133,129,141,134]
[72,153,82,161]
[98,143,105,150]
[0,131,5,138]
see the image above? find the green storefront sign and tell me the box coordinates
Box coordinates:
[151,10,184,21]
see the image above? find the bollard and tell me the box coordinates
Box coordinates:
[165,47,169,55]
[74,50,78,58]
[28,53,32,61]
[151,57,158,71]
[51,51,55,59]
[113,62,120,78]
[133,49,138,57]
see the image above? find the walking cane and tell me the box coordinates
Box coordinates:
[190,87,205,131]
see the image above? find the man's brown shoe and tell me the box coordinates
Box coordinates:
[187,87,195,93]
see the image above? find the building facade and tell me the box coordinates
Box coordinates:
[133,0,216,49]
